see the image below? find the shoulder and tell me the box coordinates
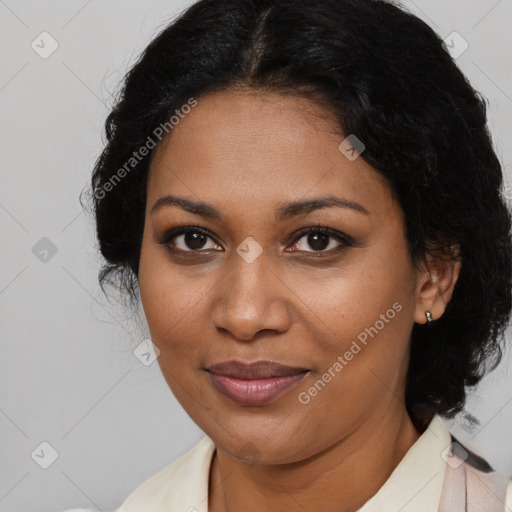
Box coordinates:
[58,435,215,512]
[448,432,512,511]
[116,434,215,512]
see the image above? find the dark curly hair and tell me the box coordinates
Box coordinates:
[82,0,512,430]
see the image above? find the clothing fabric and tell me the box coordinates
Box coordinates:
[61,414,512,512]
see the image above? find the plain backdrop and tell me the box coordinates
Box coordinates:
[1,1,511,511]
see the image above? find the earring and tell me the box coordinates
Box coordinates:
[425,311,433,325]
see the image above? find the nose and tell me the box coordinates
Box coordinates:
[211,248,292,342]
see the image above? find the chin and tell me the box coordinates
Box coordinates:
[211,427,312,466]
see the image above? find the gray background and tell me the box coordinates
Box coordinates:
[0,1,511,511]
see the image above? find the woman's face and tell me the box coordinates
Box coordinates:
[138,89,425,464]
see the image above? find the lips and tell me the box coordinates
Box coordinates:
[206,360,309,406]
[208,360,309,379]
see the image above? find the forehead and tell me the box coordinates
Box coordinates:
[147,90,394,218]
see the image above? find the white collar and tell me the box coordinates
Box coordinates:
[116,414,463,512]
[357,414,450,511]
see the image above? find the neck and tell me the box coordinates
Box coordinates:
[208,408,423,512]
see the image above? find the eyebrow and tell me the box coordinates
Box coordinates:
[150,194,370,221]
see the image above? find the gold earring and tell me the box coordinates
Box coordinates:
[425,311,433,325]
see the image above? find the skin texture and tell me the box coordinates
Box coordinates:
[137,89,461,512]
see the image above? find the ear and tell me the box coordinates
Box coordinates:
[413,245,461,325]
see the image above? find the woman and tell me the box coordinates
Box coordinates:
[69,0,512,510]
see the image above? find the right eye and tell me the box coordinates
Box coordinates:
[156,226,223,253]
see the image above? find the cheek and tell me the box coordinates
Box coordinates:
[291,245,415,354]
[138,248,207,397]
[289,249,416,424]
[138,240,220,394]
[139,242,208,337]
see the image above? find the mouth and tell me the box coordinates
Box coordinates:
[206,360,310,406]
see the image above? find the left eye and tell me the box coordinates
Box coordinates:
[286,228,353,254]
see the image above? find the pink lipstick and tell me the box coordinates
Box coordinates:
[206,360,309,406]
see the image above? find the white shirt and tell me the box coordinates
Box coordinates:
[63,414,512,512]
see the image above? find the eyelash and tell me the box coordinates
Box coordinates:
[156,225,354,257]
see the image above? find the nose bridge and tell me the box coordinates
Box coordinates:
[212,239,290,339]
[225,241,274,312]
